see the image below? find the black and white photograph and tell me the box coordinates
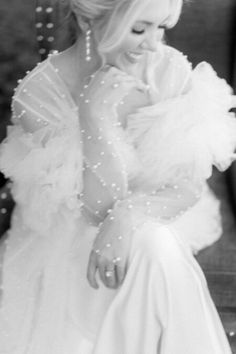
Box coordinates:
[0,0,236,352]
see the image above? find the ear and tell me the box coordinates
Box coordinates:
[76,15,92,32]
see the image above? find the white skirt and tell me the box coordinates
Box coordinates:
[0,188,232,354]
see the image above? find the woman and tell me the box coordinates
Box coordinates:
[0,0,235,352]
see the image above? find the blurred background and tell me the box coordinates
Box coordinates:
[168,2,236,348]
[0,0,236,349]
[0,0,38,144]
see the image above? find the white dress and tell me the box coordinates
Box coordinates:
[0,44,235,354]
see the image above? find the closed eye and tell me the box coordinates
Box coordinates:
[131,28,145,35]
[158,24,168,30]
[131,19,169,35]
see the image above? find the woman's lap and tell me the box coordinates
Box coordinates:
[0,214,231,353]
[91,220,231,353]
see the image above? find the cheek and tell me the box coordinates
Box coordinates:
[103,36,144,68]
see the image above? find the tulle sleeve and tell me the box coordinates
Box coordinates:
[92,50,236,259]
[0,65,83,235]
[126,50,236,188]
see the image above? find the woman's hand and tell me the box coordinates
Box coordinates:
[87,203,134,290]
[79,65,149,119]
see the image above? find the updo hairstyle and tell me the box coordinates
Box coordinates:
[69,0,116,22]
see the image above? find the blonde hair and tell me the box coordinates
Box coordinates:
[70,0,115,20]
[70,0,183,52]
[99,0,183,53]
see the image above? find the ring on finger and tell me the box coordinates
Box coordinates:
[105,269,115,278]
[112,257,122,264]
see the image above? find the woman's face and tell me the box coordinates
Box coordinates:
[95,0,172,73]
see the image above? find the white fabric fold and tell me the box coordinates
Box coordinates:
[0,44,235,353]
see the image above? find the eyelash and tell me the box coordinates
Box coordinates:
[159,24,168,29]
[131,25,167,35]
[131,29,145,35]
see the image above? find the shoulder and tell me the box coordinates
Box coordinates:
[14,55,68,104]
[49,46,80,99]
[11,55,79,134]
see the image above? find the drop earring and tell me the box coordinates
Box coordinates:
[85,29,92,62]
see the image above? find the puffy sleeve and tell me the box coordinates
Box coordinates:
[126,47,236,189]
[0,65,83,234]
[97,48,236,251]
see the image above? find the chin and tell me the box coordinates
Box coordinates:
[104,53,140,77]
[115,55,139,73]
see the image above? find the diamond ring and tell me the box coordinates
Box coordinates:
[105,270,114,278]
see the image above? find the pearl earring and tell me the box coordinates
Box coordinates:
[85,29,92,62]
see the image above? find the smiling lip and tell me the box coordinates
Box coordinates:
[125,51,144,63]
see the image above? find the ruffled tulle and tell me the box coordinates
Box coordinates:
[0,60,83,235]
[0,44,235,353]
[0,125,83,234]
[0,64,85,352]
[127,52,236,188]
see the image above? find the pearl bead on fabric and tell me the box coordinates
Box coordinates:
[77,68,203,263]
[9,51,204,274]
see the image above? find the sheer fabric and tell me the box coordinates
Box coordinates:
[0,44,235,353]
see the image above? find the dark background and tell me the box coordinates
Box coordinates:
[167,0,236,345]
[0,0,38,142]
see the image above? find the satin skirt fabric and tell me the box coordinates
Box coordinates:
[0,204,232,354]
[66,217,231,353]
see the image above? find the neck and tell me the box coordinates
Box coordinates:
[74,33,103,80]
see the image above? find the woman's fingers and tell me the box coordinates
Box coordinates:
[116,264,126,286]
[88,66,147,96]
[99,261,117,289]
[87,251,99,289]
[98,261,107,286]
[88,65,122,87]
[100,260,127,289]
[87,251,127,290]
[110,73,148,93]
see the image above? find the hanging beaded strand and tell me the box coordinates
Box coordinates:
[85,29,92,62]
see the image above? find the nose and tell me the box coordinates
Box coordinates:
[141,29,164,52]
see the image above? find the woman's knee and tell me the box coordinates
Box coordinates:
[132,221,185,264]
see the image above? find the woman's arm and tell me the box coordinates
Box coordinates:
[114,180,202,223]
[87,178,202,289]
